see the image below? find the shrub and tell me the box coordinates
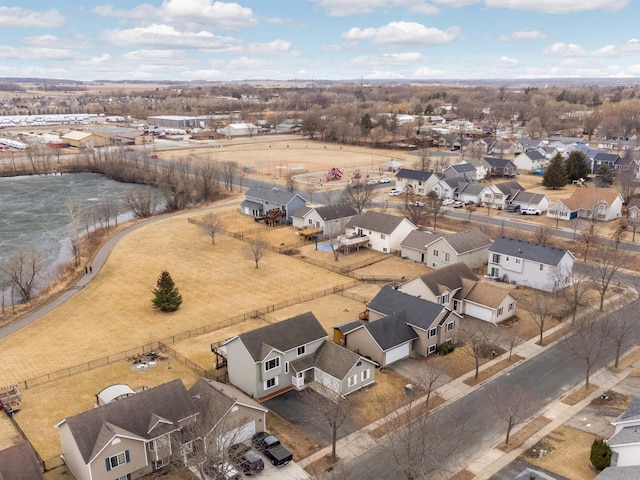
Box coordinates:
[437,343,455,356]
[590,439,612,470]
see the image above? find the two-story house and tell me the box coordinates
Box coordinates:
[400,228,491,270]
[547,189,624,223]
[513,149,548,172]
[487,237,575,292]
[484,157,518,177]
[241,185,307,223]
[224,312,375,401]
[395,169,438,196]
[442,163,477,182]
[344,211,417,253]
[291,202,358,239]
[480,180,525,210]
[607,397,640,468]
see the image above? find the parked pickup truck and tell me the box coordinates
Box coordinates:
[251,431,293,466]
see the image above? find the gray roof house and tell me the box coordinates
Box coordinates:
[241,185,307,223]
[0,442,44,480]
[339,287,454,366]
[488,237,575,292]
[442,163,477,181]
[484,157,517,177]
[291,202,358,239]
[456,183,484,205]
[513,149,548,171]
[595,466,640,479]
[511,191,550,212]
[401,228,491,270]
[344,211,416,253]
[480,180,525,210]
[608,397,640,468]
[593,152,621,173]
[395,168,439,196]
[56,379,201,480]
[224,312,375,401]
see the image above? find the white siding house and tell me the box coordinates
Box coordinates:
[345,211,417,253]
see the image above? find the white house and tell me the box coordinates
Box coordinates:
[344,211,416,253]
[395,169,438,196]
[480,180,525,210]
[463,158,492,181]
[487,237,575,292]
[513,149,548,171]
[608,397,640,467]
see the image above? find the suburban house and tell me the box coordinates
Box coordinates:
[463,158,492,181]
[189,378,267,454]
[56,379,201,480]
[291,202,358,239]
[456,183,485,205]
[241,186,307,223]
[513,149,548,171]
[547,189,624,222]
[442,163,477,181]
[511,191,550,213]
[223,312,375,401]
[480,180,525,210]
[592,152,621,173]
[433,177,463,199]
[607,397,640,467]
[344,211,417,253]
[0,442,44,480]
[626,197,640,223]
[515,139,544,153]
[394,169,438,196]
[484,157,518,177]
[400,262,516,323]
[337,287,455,366]
[400,228,491,270]
[487,237,575,292]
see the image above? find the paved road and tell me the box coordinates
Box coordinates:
[333,297,640,479]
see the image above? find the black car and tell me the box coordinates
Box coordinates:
[506,203,521,212]
[252,431,293,466]
[228,443,265,475]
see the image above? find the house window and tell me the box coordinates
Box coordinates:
[348,374,357,387]
[116,475,131,480]
[361,369,370,381]
[444,252,451,263]
[264,377,278,390]
[428,344,437,354]
[381,233,386,239]
[431,262,438,268]
[429,327,437,338]
[106,451,129,471]
[308,219,312,225]
[181,441,194,456]
[433,249,439,257]
[515,258,521,264]
[497,307,503,316]
[446,321,455,332]
[149,435,169,451]
[492,254,501,263]
[285,362,289,374]
[297,345,306,356]
[383,247,388,252]
[508,302,514,312]
[441,293,449,305]
[265,357,280,372]
[540,264,544,271]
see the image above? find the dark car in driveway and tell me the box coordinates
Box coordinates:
[228,443,264,475]
[252,431,293,466]
[506,203,521,212]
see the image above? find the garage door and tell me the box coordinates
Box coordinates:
[465,302,492,322]
[217,421,255,449]
[384,343,410,366]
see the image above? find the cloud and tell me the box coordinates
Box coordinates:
[22,34,93,49]
[310,0,440,16]
[0,46,77,61]
[433,0,479,6]
[343,22,461,46]
[544,39,640,57]
[543,43,587,56]
[485,0,628,14]
[93,0,257,31]
[350,52,426,67]
[498,55,518,66]
[0,7,65,28]
[499,29,548,41]
[413,66,446,77]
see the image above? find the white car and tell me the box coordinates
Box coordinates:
[452,201,465,208]
[379,177,391,184]
[442,198,454,206]
[366,179,378,185]
[409,201,425,207]
[389,188,402,196]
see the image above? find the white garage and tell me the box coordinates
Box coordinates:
[217,421,256,450]
[383,342,411,366]
[464,302,494,323]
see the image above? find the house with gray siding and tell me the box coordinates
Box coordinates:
[395,169,438,196]
[442,163,477,181]
[224,312,374,400]
[241,185,307,223]
[291,202,358,239]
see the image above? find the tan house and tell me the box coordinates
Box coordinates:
[547,188,624,222]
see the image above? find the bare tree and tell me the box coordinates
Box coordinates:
[589,246,627,311]
[616,161,638,204]
[559,270,593,324]
[458,320,503,379]
[65,198,85,267]
[243,236,267,269]
[628,214,640,242]
[220,161,239,192]
[342,182,373,215]
[200,212,221,245]
[424,191,444,230]
[500,327,524,361]
[1,249,43,303]
[399,191,429,228]
[487,384,535,446]
[531,225,554,245]
[124,188,159,218]
[194,158,220,201]
[606,300,638,368]
[566,311,609,389]
[521,289,558,345]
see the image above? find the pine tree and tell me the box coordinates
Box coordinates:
[151,271,183,312]
[542,154,568,189]
[597,164,614,186]
[590,438,612,469]
[565,151,591,182]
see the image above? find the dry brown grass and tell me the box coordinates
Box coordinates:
[0,414,23,450]
[266,411,324,460]
[428,347,477,379]
[448,468,476,480]
[521,425,599,480]
[303,454,340,477]
[463,354,524,387]
[614,345,640,372]
[497,415,552,453]
[562,384,599,406]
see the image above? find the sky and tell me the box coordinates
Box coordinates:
[1,0,640,82]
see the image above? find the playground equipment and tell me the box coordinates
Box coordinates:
[0,384,21,415]
[350,169,361,180]
[572,178,587,188]
[256,208,283,226]
[323,167,343,182]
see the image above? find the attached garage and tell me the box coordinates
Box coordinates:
[217,421,255,450]
[384,342,411,366]
[464,302,494,322]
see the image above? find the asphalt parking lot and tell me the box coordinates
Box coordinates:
[264,389,358,445]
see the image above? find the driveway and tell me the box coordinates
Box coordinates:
[388,356,452,388]
[264,389,358,445]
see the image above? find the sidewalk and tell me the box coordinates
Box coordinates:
[298,288,637,477]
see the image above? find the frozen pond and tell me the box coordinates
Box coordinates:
[0,172,158,288]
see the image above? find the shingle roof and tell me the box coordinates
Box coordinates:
[593,465,640,480]
[62,379,198,464]
[396,168,435,181]
[245,185,307,205]
[236,312,328,362]
[493,180,524,195]
[448,163,476,174]
[0,442,43,480]
[314,341,373,379]
[441,228,492,254]
[345,211,413,234]
[458,183,484,195]
[523,150,545,161]
[464,282,512,309]
[562,188,623,209]
[613,396,640,424]
[291,205,312,218]
[485,157,516,169]
[594,152,620,163]
[608,424,640,447]
[314,202,358,221]
[514,467,558,480]
[489,236,570,267]
[368,286,446,331]
[400,230,443,251]
[417,263,479,297]
[363,312,419,351]
[334,320,366,334]
[512,191,547,205]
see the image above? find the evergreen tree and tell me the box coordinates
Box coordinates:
[151,271,183,312]
[590,439,612,469]
[565,151,591,182]
[597,164,614,186]
[360,113,373,136]
[542,154,568,189]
